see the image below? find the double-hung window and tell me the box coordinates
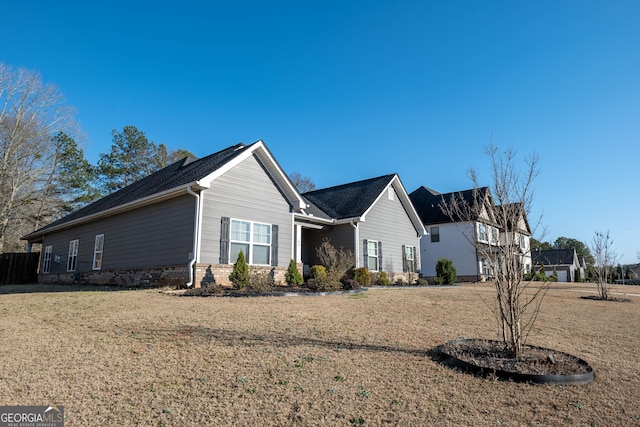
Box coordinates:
[491,228,499,245]
[430,226,440,243]
[42,245,52,273]
[367,240,379,271]
[403,245,416,273]
[230,219,271,265]
[478,223,488,242]
[67,240,79,272]
[93,234,104,270]
[481,258,491,276]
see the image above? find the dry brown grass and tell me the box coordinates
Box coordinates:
[0,282,639,426]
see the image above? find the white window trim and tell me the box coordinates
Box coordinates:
[367,240,379,271]
[93,234,104,270]
[430,226,440,243]
[229,218,272,265]
[67,240,79,272]
[478,223,488,242]
[43,245,52,273]
[404,245,416,273]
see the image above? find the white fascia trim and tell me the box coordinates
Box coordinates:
[26,182,209,239]
[332,216,363,225]
[293,212,335,225]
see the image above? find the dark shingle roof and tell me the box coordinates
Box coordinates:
[25,143,251,238]
[302,174,396,220]
[532,249,577,266]
[409,185,491,225]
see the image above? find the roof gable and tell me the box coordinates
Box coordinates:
[302,175,397,220]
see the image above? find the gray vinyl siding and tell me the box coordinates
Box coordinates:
[359,185,421,273]
[40,195,195,274]
[199,154,293,267]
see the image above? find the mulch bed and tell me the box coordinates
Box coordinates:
[580,295,632,303]
[438,339,593,377]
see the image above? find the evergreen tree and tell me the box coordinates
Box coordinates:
[97,125,158,194]
[285,259,303,286]
[32,132,98,230]
[553,236,595,267]
[229,250,249,289]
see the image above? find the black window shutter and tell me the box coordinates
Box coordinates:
[378,241,383,271]
[402,244,407,273]
[220,217,230,264]
[363,239,368,269]
[271,224,279,266]
[412,246,418,273]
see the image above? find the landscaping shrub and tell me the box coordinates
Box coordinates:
[285,259,303,287]
[229,250,249,289]
[342,279,360,290]
[307,265,338,291]
[248,268,274,293]
[372,271,391,286]
[416,277,429,286]
[315,238,354,290]
[435,258,457,285]
[353,267,371,287]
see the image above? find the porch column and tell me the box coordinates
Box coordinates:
[295,224,302,263]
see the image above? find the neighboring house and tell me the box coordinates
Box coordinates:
[495,202,533,276]
[532,248,581,282]
[409,186,499,282]
[297,174,426,283]
[628,263,640,280]
[578,256,587,281]
[409,186,532,282]
[23,141,424,287]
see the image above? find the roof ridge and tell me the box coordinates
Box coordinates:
[303,174,395,196]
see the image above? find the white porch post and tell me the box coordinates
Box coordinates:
[295,224,302,263]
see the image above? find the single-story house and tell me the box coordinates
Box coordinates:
[532,248,581,282]
[22,141,425,287]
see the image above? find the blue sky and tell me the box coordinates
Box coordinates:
[4,1,639,264]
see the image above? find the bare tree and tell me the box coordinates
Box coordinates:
[0,63,76,252]
[591,230,621,300]
[289,172,316,193]
[315,238,355,289]
[441,143,547,358]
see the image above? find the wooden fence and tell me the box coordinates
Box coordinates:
[0,252,40,284]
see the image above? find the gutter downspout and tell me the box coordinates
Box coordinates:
[186,186,202,288]
[350,220,359,268]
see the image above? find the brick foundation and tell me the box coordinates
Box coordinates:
[193,263,290,288]
[39,265,189,288]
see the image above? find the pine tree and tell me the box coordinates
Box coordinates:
[229,250,249,289]
[285,259,303,286]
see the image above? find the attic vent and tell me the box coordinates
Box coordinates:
[388,187,394,201]
[234,143,246,151]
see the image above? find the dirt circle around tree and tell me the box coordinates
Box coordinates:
[436,339,594,385]
[580,295,633,303]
